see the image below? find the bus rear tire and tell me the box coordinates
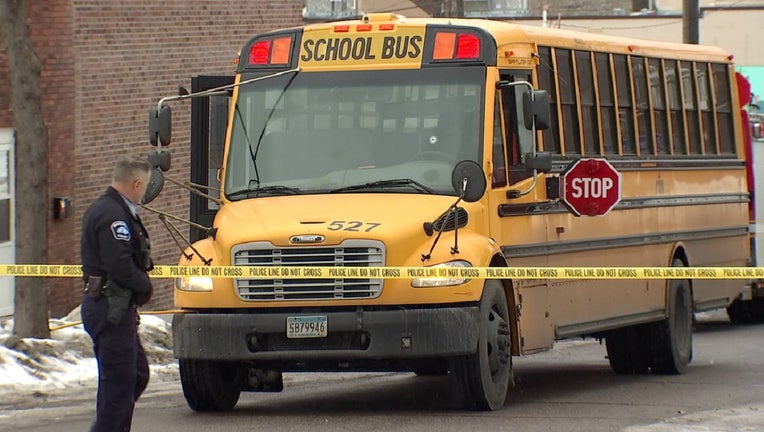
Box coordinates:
[451,280,512,411]
[605,324,650,374]
[727,298,755,324]
[179,359,245,412]
[728,298,764,324]
[647,259,693,374]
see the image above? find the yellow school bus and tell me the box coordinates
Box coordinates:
[149,13,750,412]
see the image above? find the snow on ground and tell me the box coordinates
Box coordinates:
[0,307,177,405]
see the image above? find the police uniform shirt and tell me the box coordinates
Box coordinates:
[81,186,153,305]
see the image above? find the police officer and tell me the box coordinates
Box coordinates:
[81,157,154,432]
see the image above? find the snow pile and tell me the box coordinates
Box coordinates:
[0,308,177,400]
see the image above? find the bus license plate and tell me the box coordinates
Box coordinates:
[286,316,328,338]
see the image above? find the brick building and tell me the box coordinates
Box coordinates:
[0,1,304,317]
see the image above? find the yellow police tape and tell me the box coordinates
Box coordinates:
[0,264,763,279]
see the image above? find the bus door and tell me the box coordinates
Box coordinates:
[489,69,553,354]
[190,75,234,242]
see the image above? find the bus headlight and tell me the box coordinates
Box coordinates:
[411,260,473,287]
[176,276,213,292]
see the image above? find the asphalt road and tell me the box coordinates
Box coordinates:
[5,313,764,432]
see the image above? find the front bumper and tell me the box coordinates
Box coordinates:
[173,305,479,362]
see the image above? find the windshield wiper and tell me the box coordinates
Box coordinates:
[253,70,299,161]
[329,179,435,194]
[233,70,300,189]
[227,185,303,200]
[234,103,259,185]
[255,185,303,196]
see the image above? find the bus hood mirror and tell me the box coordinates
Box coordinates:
[523,90,550,131]
[149,104,172,146]
[142,168,165,204]
[422,161,484,259]
[451,160,486,203]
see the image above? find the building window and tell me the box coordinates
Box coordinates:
[303,0,359,19]
[463,0,530,17]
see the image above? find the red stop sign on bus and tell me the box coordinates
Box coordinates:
[560,158,622,217]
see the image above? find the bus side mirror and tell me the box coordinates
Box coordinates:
[523,90,550,131]
[523,151,552,174]
[142,168,165,204]
[148,150,172,172]
[149,104,172,146]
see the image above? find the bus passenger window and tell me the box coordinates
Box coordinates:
[500,72,533,185]
[556,49,580,155]
[596,53,619,154]
[713,63,735,154]
[666,61,687,154]
[614,55,636,155]
[682,61,702,154]
[697,63,718,154]
[576,51,599,155]
[632,56,655,155]
[537,46,562,154]
[492,96,507,188]
[650,58,671,155]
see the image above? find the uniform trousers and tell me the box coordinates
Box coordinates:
[82,294,149,432]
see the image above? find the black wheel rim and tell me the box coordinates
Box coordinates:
[486,302,510,379]
[673,282,692,356]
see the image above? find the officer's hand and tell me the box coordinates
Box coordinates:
[134,281,153,306]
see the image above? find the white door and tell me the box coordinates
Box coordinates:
[0,129,14,317]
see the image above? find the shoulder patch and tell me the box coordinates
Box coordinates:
[111,221,132,241]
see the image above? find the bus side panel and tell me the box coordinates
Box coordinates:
[511,278,553,354]
[678,234,749,310]
[545,245,667,337]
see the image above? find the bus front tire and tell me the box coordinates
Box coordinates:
[179,359,245,412]
[410,359,450,376]
[451,280,512,411]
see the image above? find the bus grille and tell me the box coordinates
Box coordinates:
[232,240,384,301]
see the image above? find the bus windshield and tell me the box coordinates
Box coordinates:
[225,67,484,199]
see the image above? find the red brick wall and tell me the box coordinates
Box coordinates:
[0,0,304,317]
[29,0,77,319]
[0,49,10,126]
